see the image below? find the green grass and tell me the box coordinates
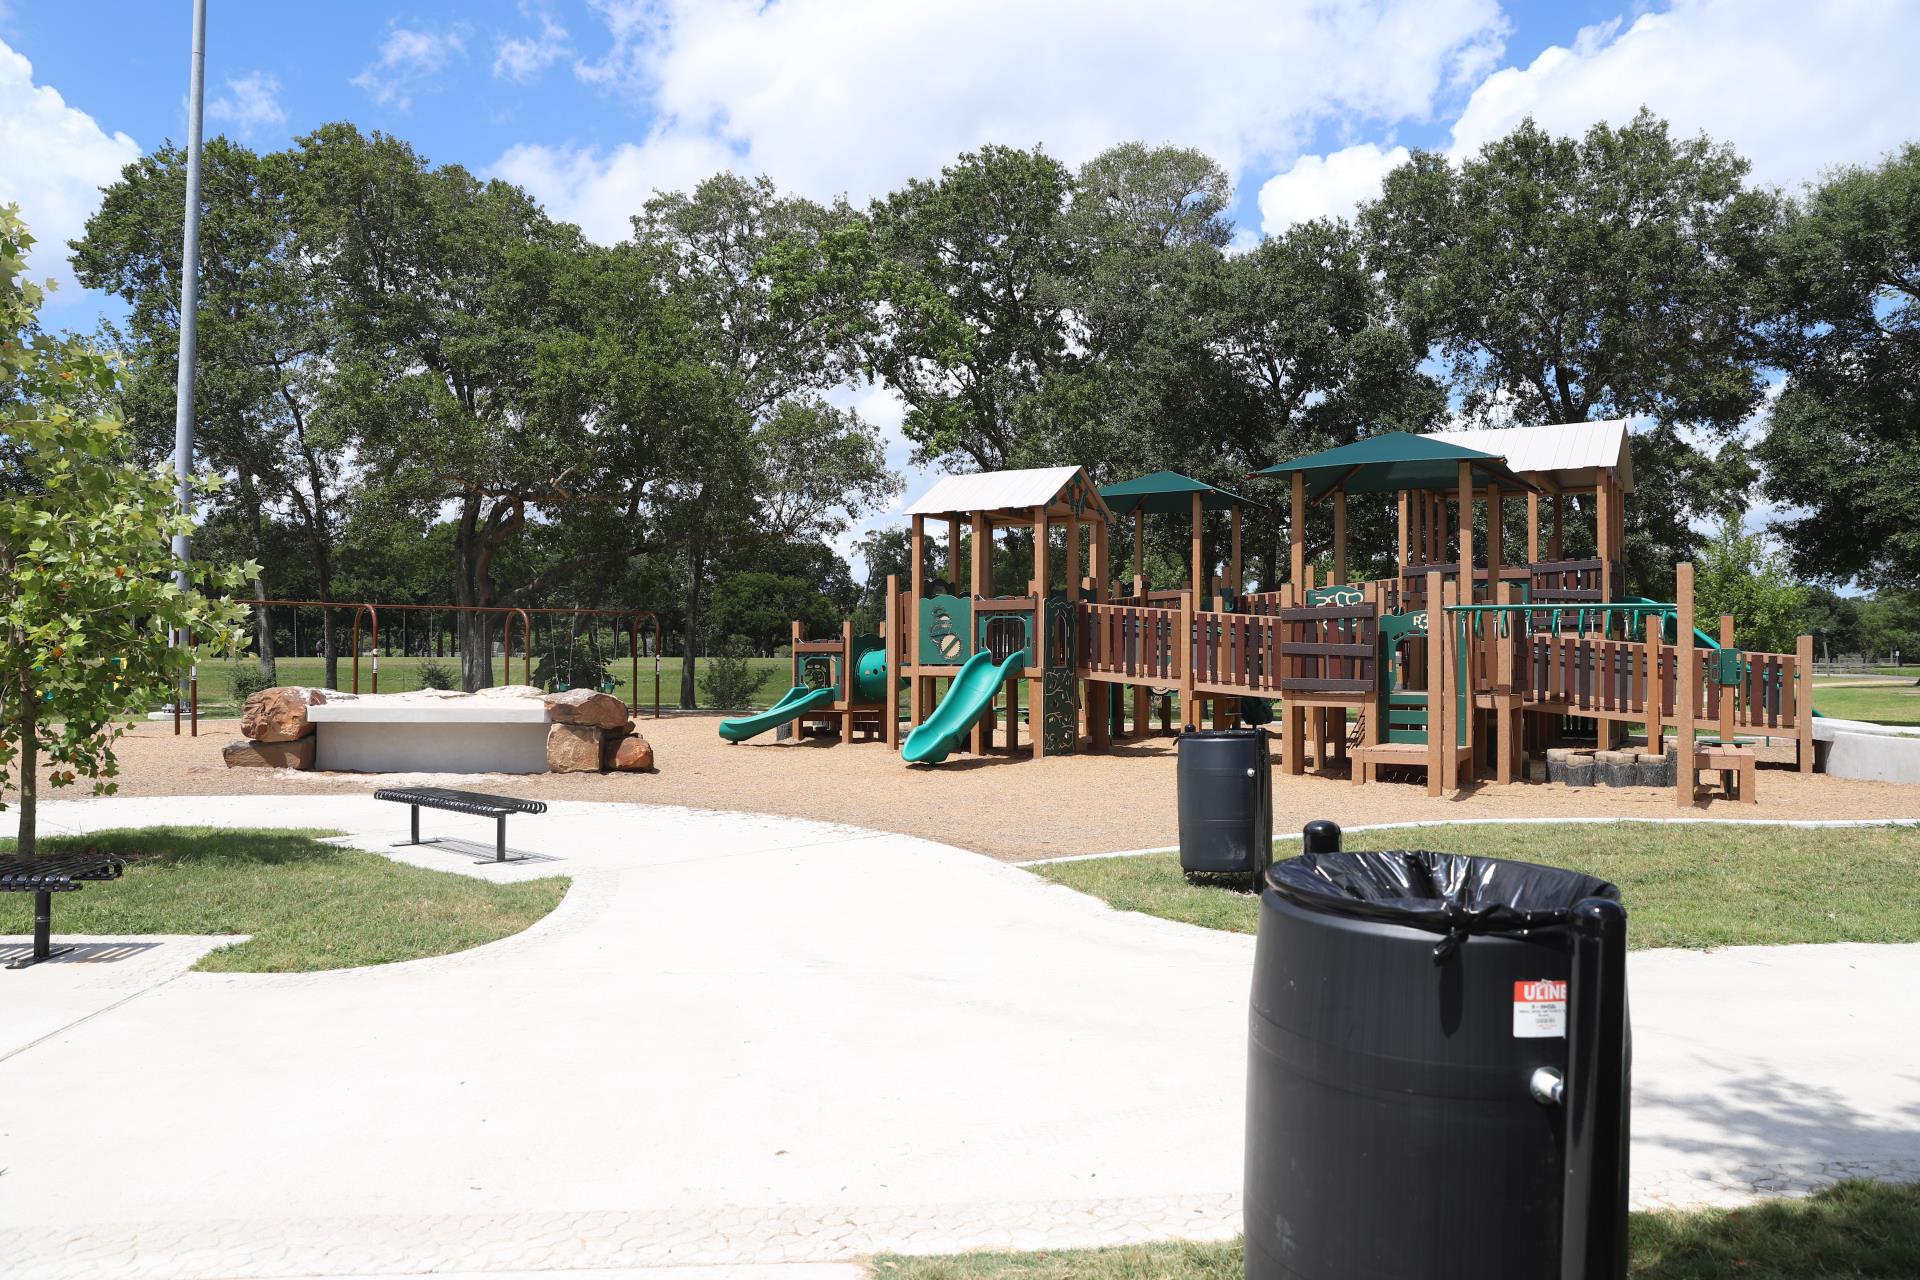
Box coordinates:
[1031,822,1920,950]
[870,1179,1920,1279]
[0,827,568,972]
[197,654,795,711]
[1811,680,1920,727]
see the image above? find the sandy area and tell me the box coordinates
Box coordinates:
[9,713,1918,862]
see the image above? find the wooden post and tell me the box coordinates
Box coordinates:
[909,515,926,732]
[1090,517,1111,752]
[1190,491,1207,602]
[1065,510,1081,603]
[1487,484,1503,594]
[1551,493,1565,560]
[1526,489,1540,565]
[970,510,992,754]
[1718,614,1736,747]
[1229,503,1243,597]
[1426,570,1444,797]
[1675,562,1696,808]
[1796,633,1815,773]
[1596,479,1615,604]
[1134,512,1146,588]
[1456,462,1474,604]
[838,618,854,744]
[1289,472,1306,587]
[1179,590,1198,735]
[1332,490,1348,585]
[1397,491,1410,573]
[1032,505,1049,759]
[1495,580,1517,784]
[1643,613,1662,756]
[1442,577,1462,792]
[884,574,901,750]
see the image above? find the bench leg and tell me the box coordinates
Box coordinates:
[7,891,73,969]
[497,814,508,863]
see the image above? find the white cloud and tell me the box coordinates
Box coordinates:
[208,70,286,134]
[494,4,570,83]
[0,38,140,294]
[352,24,467,110]
[1445,0,1920,186]
[1257,142,1409,233]
[522,0,1505,222]
[493,134,736,243]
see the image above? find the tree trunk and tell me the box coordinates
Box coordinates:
[16,663,38,861]
[241,476,277,683]
[679,537,706,710]
[454,497,494,692]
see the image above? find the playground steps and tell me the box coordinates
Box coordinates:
[1689,742,1758,804]
[1350,740,1473,785]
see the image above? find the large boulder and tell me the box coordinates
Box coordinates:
[239,686,328,742]
[611,732,654,772]
[547,723,606,773]
[542,687,629,730]
[222,737,315,769]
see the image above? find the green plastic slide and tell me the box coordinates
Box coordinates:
[717,685,840,743]
[902,647,1029,765]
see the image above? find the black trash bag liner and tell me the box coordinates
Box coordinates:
[1268,849,1619,962]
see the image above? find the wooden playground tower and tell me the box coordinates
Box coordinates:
[771,424,1814,806]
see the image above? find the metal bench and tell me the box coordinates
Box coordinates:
[373,787,548,864]
[2,851,128,969]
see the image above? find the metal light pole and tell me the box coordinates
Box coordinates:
[171,0,207,601]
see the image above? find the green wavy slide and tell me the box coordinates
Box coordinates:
[717,685,840,743]
[902,647,1028,765]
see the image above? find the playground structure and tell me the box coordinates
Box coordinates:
[719,423,1819,807]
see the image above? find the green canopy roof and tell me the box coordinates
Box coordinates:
[1099,469,1263,518]
[1253,432,1539,501]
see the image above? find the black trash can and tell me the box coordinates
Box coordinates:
[1177,728,1273,891]
[1246,822,1631,1280]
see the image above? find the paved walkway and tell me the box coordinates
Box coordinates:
[2,796,1916,1279]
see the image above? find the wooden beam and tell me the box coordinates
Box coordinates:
[909,515,926,731]
[1332,490,1348,585]
[1090,518,1111,752]
[1289,472,1306,586]
[969,510,991,755]
[1032,504,1049,759]
[1643,612,1662,757]
[1526,489,1540,564]
[1191,491,1206,601]
[884,574,901,749]
[1487,484,1503,589]
[1133,512,1146,587]
[1596,475,1614,602]
[1397,491,1410,572]
[1065,510,1081,603]
[1229,503,1243,595]
[1457,462,1474,603]
[1427,570,1444,797]
[1719,613,1736,747]
[1796,633,1815,773]
[1675,561,1696,808]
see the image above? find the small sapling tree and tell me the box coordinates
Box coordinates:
[1,206,251,860]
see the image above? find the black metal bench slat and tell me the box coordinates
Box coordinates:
[2,852,127,969]
[374,788,545,864]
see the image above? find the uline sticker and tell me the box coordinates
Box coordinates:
[1513,979,1567,1038]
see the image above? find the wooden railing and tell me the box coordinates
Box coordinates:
[1522,632,1653,717]
[1077,601,1180,685]
[1192,610,1286,693]
[1529,557,1623,605]
[1276,602,1378,698]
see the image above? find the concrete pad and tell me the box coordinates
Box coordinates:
[1814,715,1920,784]
[0,934,246,1059]
[0,794,1915,1278]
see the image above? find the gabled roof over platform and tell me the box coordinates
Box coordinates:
[1099,469,1263,517]
[1430,420,1634,493]
[1254,431,1538,500]
[904,465,1112,522]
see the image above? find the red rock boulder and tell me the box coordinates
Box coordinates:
[239,687,328,742]
[222,737,316,769]
[611,733,654,772]
[547,723,606,773]
[542,688,629,730]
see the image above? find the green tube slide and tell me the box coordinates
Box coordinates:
[717,684,840,743]
[902,647,1029,765]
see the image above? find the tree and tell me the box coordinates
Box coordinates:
[1691,519,1807,654]
[1,207,249,860]
[1756,143,1920,590]
[865,145,1080,471]
[634,173,896,705]
[1362,112,1779,589]
[1799,585,1865,662]
[291,124,609,690]
[75,137,354,687]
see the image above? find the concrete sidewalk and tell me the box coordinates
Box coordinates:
[1,795,1916,1279]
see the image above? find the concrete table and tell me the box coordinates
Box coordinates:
[308,699,551,773]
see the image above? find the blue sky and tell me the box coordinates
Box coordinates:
[2,0,1916,555]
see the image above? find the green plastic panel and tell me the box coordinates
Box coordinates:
[918,594,972,666]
